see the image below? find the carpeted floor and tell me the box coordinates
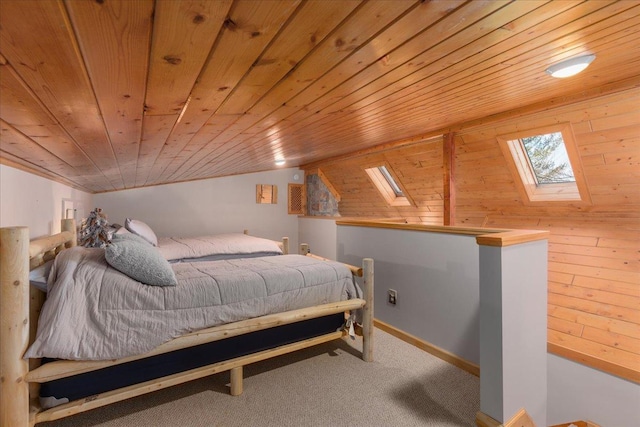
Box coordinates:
[40,328,479,427]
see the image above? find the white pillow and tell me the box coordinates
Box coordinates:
[125,218,158,246]
[115,226,131,235]
[29,260,54,292]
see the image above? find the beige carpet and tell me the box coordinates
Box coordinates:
[40,328,479,427]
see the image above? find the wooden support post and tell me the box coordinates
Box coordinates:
[362,258,374,362]
[61,219,76,247]
[443,132,456,226]
[300,243,309,255]
[282,237,289,255]
[1,226,31,427]
[230,366,243,396]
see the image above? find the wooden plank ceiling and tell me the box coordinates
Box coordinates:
[1,0,639,193]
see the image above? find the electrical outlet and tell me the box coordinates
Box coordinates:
[387,289,397,305]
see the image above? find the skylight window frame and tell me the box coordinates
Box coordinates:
[364,163,414,207]
[497,123,591,205]
[378,165,404,197]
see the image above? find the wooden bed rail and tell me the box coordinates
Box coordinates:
[26,299,366,383]
[299,243,364,277]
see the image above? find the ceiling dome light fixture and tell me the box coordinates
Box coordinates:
[545,54,596,78]
[275,159,286,166]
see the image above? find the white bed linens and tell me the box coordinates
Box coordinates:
[25,247,360,361]
[157,233,283,262]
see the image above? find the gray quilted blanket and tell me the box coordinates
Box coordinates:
[25,247,360,361]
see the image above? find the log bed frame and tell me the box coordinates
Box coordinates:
[0,220,374,426]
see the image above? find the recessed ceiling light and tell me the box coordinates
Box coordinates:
[275,159,286,166]
[545,54,595,78]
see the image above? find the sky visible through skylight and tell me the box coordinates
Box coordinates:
[521,132,575,184]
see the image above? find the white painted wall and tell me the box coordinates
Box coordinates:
[479,242,547,426]
[0,164,93,237]
[298,216,337,259]
[547,354,640,427]
[336,225,481,364]
[95,168,303,250]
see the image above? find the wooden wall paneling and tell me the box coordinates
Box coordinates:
[275,0,508,139]
[548,282,640,313]
[186,0,466,177]
[178,0,420,180]
[549,304,640,340]
[146,0,303,184]
[270,0,604,151]
[216,0,362,116]
[548,259,639,288]
[308,0,550,122]
[581,326,640,355]
[238,0,419,132]
[144,0,232,116]
[0,153,84,193]
[0,62,58,126]
[239,0,457,150]
[0,0,123,188]
[65,0,153,189]
[304,139,444,224]
[312,3,640,148]
[135,114,180,188]
[590,110,640,133]
[548,316,585,337]
[548,330,640,383]
[0,120,104,193]
[332,56,639,159]
[451,88,640,382]
[194,0,366,176]
[316,169,341,202]
[135,0,232,186]
[0,65,107,185]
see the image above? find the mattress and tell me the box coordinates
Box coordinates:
[40,313,345,409]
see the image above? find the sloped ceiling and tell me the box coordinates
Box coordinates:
[1,0,639,193]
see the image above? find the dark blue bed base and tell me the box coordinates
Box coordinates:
[40,313,345,402]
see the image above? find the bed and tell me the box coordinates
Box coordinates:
[0,220,374,426]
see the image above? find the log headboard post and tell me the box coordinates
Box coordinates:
[0,226,30,427]
[61,219,77,248]
[362,257,374,362]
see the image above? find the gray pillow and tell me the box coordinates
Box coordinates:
[106,233,177,287]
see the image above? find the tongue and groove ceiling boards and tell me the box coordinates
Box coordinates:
[0,0,639,193]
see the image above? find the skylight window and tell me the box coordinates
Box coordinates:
[497,123,591,204]
[364,164,413,207]
[378,165,404,196]
[521,132,575,184]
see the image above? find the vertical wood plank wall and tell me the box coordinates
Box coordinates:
[309,137,444,224]
[303,88,640,382]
